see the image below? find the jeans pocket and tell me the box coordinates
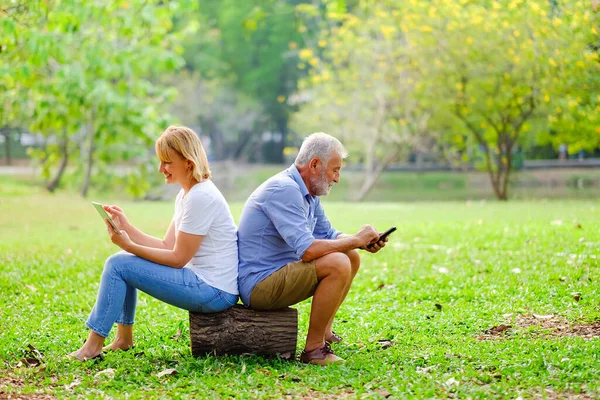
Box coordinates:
[219,292,238,307]
[199,291,236,313]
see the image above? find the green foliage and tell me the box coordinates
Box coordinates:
[292,0,599,200]
[181,0,312,162]
[0,0,196,195]
[1,192,600,397]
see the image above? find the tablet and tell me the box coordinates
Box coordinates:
[92,202,122,235]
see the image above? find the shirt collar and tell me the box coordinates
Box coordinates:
[288,164,311,199]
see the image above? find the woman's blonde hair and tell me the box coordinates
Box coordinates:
[155,125,211,182]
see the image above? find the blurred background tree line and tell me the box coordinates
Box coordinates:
[1,0,599,200]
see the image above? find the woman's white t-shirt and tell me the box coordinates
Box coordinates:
[173,180,238,295]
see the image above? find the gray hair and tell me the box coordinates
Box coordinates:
[294,132,348,167]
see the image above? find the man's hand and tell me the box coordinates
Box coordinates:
[361,233,389,253]
[354,224,380,249]
[105,219,133,251]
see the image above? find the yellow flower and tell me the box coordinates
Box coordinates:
[380,25,396,39]
[318,39,327,48]
[466,37,473,45]
[288,42,297,49]
[277,96,286,103]
[309,57,319,66]
[299,49,313,60]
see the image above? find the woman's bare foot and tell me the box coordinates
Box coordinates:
[102,340,134,352]
[68,331,105,361]
[69,345,103,361]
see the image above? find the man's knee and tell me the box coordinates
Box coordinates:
[315,252,351,280]
[345,249,360,275]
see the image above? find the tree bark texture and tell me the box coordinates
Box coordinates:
[189,305,297,359]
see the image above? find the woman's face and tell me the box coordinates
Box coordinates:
[158,149,191,185]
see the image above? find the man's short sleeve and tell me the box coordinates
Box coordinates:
[262,186,315,257]
[179,191,217,235]
[313,199,342,240]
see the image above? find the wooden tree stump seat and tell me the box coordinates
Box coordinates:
[189,305,298,359]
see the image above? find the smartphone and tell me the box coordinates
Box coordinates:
[92,202,122,235]
[367,226,396,249]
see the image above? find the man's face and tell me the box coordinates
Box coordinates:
[310,152,342,196]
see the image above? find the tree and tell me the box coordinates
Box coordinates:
[410,0,598,199]
[1,0,195,196]
[182,0,308,163]
[292,0,435,201]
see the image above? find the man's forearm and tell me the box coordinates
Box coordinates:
[302,236,360,262]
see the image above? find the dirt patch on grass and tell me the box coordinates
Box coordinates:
[478,314,600,340]
[524,387,598,399]
[0,376,55,400]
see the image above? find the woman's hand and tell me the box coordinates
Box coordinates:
[105,220,133,251]
[104,205,130,231]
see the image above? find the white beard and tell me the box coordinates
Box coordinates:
[310,171,333,196]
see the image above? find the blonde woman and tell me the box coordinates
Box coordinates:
[70,126,239,361]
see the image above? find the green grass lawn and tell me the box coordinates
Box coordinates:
[1,181,599,398]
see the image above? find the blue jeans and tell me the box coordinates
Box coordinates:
[86,252,238,338]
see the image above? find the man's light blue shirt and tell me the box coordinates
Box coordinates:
[237,164,341,306]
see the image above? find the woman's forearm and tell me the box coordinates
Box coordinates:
[124,224,170,249]
[123,243,186,268]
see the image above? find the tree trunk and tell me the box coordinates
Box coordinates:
[2,128,11,166]
[231,129,254,160]
[81,113,95,198]
[46,132,69,192]
[189,305,297,359]
[273,116,287,164]
[355,149,400,201]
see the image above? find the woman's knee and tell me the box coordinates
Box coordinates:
[103,252,131,275]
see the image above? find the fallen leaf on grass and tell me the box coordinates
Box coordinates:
[572,292,582,302]
[19,344,44,367]
[574,223,583,229]
[435,303,443,311]
[25,284,37,292]
[170,328,181,340]
[483,324,512,335]
[533,314,554,320]
[18,357,41,367]
[416,365,438,374]
[377,340,394,349]
[65,379,81,391]
[511,268,521,274]
[374,388,392,398]
[278,351,293,360]
[94,368,115,381]
[157,368,178,378]
[550,220,563,226]
[445,377,459,388]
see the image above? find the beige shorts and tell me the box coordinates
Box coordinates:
[250,259,318,310]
